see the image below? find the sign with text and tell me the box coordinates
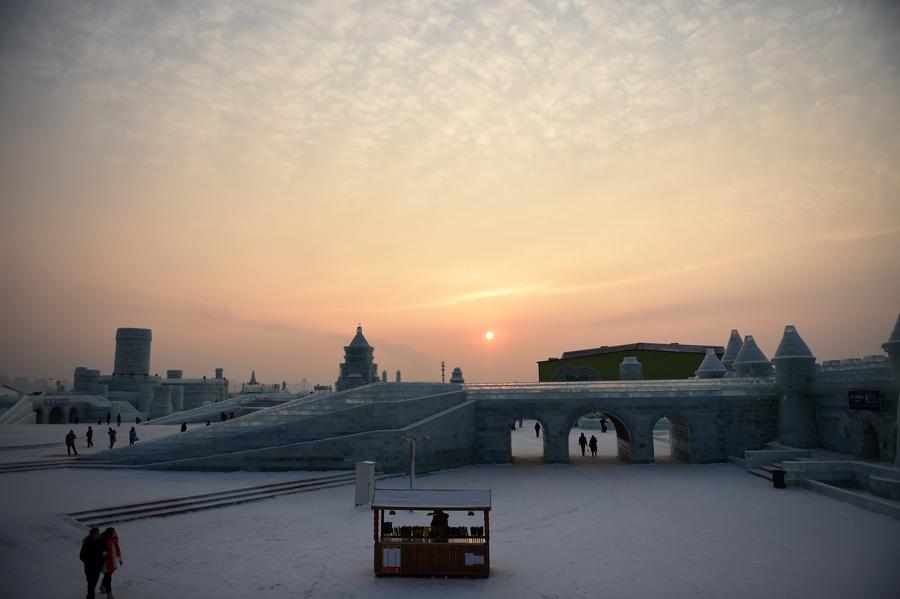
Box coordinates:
[848,390,880,411]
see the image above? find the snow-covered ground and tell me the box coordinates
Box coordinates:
[0,424,183,464]
[1,423,898,599]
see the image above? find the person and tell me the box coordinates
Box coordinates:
[135,416,141,424]
[107,427,117,449]
[80,527,105,599]
[105,412,111,426]
[99,527,122,596]
[97,418,102,426]
[589,435,598,457]
[518,418,523,428]
[180,422,187,433]
[534,421,541,438]
[578,432,587,456]
[86,425,94,448]
[116,413,121,427]
[510,422,516,431]
[205,420,210,426]
[599,416,608,434]
[129,427,137,445]
[429,509,449,541]
[65,429,78,456]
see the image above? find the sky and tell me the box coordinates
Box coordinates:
[1,0,899,386]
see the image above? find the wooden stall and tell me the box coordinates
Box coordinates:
[371,488,491,578]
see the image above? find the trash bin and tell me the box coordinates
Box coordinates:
[772,469,786,489]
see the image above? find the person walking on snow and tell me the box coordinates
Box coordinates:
[116,413,121,427]
[105,412,111,426]
[80,527,105,599]
[180,422,187,433]
[86,425,94,448]
[65,430,78,456]
[589,435,598,457]
[128,427,137,445]
[534,421,541,438]
[578,432,587,456]
[107,427,117,449]
[99,527,123,597]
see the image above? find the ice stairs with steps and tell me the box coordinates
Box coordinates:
[65,471,400,528]
[148,391,303,425]
[83,383,463,468]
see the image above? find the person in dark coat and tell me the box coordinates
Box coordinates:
[578,432,587,456]
[589,435,598,457]
[534,421,541,438]
[105,412,111,425]
[65,430,78,456]
[180,422,187,433]
[128,427,137,445]
[86,425,94,448]
[80,527,105,599]
[116,413,121,427]
[599,416,608,433]
[107,427,117,449]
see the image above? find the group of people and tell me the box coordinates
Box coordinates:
[79,527,123,598]
[577,432,600,457]
[64,425,140,454]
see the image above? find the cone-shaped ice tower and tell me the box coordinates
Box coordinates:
[881,313,900,465]
[695,348,727,379]
[772,325,818,448]
[721,330,743,372]
[732,335,773,377]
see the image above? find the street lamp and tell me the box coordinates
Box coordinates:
[402,435,430,489]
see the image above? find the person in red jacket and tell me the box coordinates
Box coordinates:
[99,527,122,596]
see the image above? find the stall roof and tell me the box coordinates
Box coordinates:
[371,489,491,510]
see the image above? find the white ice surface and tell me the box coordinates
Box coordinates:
[0,423,898,598]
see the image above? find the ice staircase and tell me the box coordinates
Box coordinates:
[148,391,305,425]
[0,395,37,424]
[83,383,463,469]
[64,471,402,527]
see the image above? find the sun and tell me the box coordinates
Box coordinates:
[485,330,494,341]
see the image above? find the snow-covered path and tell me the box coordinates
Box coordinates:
[1,451,898,598]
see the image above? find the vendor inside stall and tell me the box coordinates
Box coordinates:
[371,488,491,577]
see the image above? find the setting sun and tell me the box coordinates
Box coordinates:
[485,331,494,341]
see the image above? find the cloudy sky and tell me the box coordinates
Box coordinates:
[1,0,899,385]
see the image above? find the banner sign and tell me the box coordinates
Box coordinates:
[44,397,70,406]
[848,390,880,411]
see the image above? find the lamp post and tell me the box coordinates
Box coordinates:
[403,435,429,489]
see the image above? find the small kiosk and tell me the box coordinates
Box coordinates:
[371,488,491,577]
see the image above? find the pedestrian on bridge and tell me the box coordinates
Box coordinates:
[107,427,117,449]
[578,432,587,456]
[534,421,541,438]
[86,425,94,448]
[589,435,598,457]
[65,430,78,456]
